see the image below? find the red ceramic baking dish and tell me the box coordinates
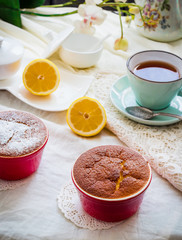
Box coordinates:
[0,110,48,181]
[71,145,152,222]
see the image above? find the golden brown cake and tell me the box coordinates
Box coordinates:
[73,145,151,199]
[0,110,48,157]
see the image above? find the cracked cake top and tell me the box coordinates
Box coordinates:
[0,111,48,157]
[73,145,151,199]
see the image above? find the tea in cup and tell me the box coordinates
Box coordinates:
[126,50,182,110]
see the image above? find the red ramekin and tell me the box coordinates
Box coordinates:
[0,115,48,181]
[71,162,152,222]
[0,137,48,181]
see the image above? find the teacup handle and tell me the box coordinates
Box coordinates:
[178,88,182,97]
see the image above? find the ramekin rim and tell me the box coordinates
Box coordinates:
[0,135,48,159]
[71,162,152,202]
[0,110,49,159]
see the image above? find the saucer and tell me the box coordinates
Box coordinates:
[110,75,182,126]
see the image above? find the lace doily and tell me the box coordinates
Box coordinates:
[57,182,122,230]
[0,175,33,191]
[87,72,182,193]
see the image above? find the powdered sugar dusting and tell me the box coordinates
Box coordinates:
[0,121,14,145]
[0,111,48,157]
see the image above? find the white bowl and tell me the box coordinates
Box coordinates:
[0,37,24,80]
[59,33,103,68]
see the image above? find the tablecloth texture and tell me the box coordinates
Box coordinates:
[0,104,182,240]
[0,7,182,240]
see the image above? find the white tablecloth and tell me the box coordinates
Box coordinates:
[0,7,182,240]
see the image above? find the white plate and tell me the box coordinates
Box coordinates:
[110,75,182,126]
[0,59,93,112]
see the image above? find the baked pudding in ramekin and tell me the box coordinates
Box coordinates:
[72,145,152,222]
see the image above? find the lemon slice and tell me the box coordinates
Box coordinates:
[66,97,107,137]
[23,59,60,96]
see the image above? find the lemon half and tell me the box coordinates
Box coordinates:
[23,59,60,96]
[66,97,107,137]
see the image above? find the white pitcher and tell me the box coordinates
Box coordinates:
[134,0,182,42]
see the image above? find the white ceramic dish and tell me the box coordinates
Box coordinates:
[59,33,103,68]
[0,37,24,80]
[0,59,93,112]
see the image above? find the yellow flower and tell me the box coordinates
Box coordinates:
[129,6,140,15]
[114,37,128,51]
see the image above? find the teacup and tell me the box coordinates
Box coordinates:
[126,50,182,110]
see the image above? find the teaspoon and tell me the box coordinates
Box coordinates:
[126,106,182,120]
[89,34,111,51]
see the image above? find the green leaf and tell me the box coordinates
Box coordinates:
[19,0,46,8]
[0,0,22,27]
[161,0,170,11]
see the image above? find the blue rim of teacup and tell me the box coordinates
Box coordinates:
[126,50,182,83]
